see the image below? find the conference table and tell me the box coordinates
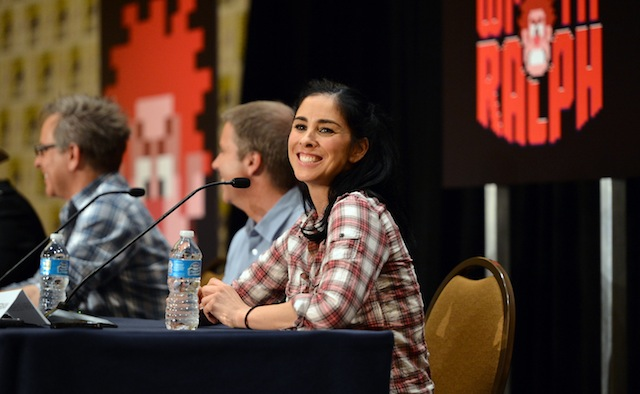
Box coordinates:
[0,317,394,394]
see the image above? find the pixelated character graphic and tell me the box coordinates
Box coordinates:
[519,0,556,77]
[104,0,212,240]
[131,94,207,238]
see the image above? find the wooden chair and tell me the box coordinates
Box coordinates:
[424,256,515,394]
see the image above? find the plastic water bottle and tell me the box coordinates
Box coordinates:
[39,233,70,313]
[165,230,202,330]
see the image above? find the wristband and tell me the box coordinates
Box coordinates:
[244,305,259,329]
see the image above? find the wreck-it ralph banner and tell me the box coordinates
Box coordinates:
[443,0,640,187]
[101,0,218,255]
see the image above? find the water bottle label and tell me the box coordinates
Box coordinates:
[40,258,70,276]
[168,259,202,278]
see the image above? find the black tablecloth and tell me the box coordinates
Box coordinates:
[0,317,394,394]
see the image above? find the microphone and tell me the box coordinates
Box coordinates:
[230,177,250,188]
[47,177,250,326]
[0,188,145,286]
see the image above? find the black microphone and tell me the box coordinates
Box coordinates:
[47,178,250,326]
[230,177,250,188]
[0,188,145,286]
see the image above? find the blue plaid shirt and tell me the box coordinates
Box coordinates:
[40,173,169,319]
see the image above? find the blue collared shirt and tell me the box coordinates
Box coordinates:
[222,187,304,284]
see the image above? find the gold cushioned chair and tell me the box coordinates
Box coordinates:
[424,256,515,394]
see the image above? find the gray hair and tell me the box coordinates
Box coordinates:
[40,94,130,173]
[221,101,296,190]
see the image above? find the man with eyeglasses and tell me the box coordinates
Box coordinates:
[3,94,170,320]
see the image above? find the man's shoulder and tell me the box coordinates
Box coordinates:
[274,187,305,214]
[94,173,129,191]
[261,189,304,230]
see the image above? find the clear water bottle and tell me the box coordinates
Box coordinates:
[165,230,202,330]
[39,233,70,313]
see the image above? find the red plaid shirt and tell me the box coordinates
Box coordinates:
[233,192,434,393]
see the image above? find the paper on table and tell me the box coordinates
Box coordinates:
[0,289,50,326]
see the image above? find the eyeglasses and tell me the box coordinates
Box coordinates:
[34,143,57,156]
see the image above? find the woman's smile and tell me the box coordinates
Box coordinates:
[297,152,321,164]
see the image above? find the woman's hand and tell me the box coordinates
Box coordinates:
[198,277,250,328]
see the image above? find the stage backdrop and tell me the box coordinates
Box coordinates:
[101,0,219,259]
[443,0,640,187]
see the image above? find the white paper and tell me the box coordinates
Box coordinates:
[0,289,50,326]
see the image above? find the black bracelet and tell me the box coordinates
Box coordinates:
[244,305,259,329]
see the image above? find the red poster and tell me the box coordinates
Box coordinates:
[101,0,217,249]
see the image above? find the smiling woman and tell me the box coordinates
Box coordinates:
[288,94,369,212]
[199,79,434,394]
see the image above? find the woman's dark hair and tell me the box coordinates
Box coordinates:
[293,79,410,244]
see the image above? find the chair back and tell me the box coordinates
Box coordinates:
[424,256,515,394]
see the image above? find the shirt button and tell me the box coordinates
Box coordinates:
[251,248,258,256]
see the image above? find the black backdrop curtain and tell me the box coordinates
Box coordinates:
[234,1,639,392]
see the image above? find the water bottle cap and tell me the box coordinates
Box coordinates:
[179,230,194,238]
[50,233,64,243]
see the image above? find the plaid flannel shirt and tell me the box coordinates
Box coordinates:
[234,191,434,393]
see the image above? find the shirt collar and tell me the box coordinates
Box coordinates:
[301,207,322,238]
[61,173,122,221]
[250,187,304,240]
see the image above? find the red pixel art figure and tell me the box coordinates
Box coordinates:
[519,0,556,77]
[104,0,212,240]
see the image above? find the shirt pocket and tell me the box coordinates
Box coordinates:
[328,226,362,261]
